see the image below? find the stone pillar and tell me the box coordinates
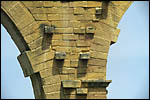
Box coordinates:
[1,1,133,99]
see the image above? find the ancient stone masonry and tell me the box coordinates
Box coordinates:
[1,1,133,99]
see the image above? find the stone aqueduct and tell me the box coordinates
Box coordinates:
[1,1,132,99]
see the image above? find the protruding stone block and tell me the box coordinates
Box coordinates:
[80,52,90,59]
[86,27,96,33]
[95,7,103,15]
[62,80,81,88]
[76,88,88,94]
[44,25,55,34]
[55,52,66,60]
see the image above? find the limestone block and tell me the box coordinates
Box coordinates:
[52,34,63,40]
[91,43,109,53]
[80,52,90,59]
[77,40,90,47]
[90,51,108,60]
[74,8,86,14]
[43,83,61,93]
[93,36,110,46]
[63,34,78,40]
[55,47,71,53]
[62,80,81,88]
[88,58,107,66]
[24,29,41,44]
[86,27,96,33]
[31,50,55,65]
[69,21,81,28]
[60,68,76,74]
[55,52,66,60]
[76,88,88,94]
[70,1,87,7]
[74,28,85,34]
[20,21,39,37]
[43,1,53,7]
[64,60,70,67]
[60,75,69,80]
[42,75,61,85]
[87,66,105,73]
[70,60,78,67]
[45,92,60,99]
[33,14,47,21]
[54,28,73,34]
[53,1,69,7]
[61,41,76,47]
[87,1,102,7]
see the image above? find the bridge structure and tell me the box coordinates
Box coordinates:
[1,1,133,99]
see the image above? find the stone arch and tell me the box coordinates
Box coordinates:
[1,1,45,99]
[1,1,133,99]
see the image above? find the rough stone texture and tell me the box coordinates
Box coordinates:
[1,1,133,99]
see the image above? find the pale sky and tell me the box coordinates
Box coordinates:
[1,1,149,99]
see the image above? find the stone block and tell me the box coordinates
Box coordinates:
[87,66,105,73]
[52,40,61,46]
[64,60,70,67]
[80,52,90,59]
[70,1,87,7]
[24,29,41,44]
[45,92,60,99]
[33,14,47,21]
[95,7,103,15]
[55,47,71,53]
[20,21,39,37]
[60,68,76,74]
[42,75,61,85]
[43,83,61,93]
[77,40,90,47]
[87,1,102,7]
[48,14,72,21]
[63,34,78,40]
[52,34,63,40]
[43,1,53,7]
[54,28,73,34]
[62,80,81,88]
[74,27,85,34]
[44,25,55,34]
[74,8,86,14]
[93,36,110,46]
[88,58,107,66]
[69,21,81,28]
[76,88,88,94]
[70,60,78,67]
[53,1,69,7]
[61,41,76,47]
[86,27,96,33]
[60,75,69,80]
[91,43,109,53]
[90,51,108,60]
[55,52,66,60]
[31,50,55,65]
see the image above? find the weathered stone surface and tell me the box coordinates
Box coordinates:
[76,88,88,94]
[62,80,81,88]
[1,1,133,99]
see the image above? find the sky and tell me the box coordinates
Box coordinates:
[1,1,149,99]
